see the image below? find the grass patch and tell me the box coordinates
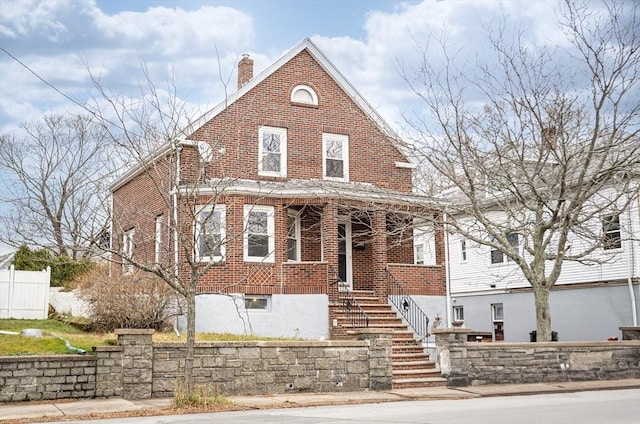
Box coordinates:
[0,319,300,356]
[0,319,115,356]
[173,383,232,409]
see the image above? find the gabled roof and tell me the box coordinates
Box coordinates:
[178,37,414,164]
[111,38,414,192]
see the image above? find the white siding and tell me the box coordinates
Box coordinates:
[449,200,640,295]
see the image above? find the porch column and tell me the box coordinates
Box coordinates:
[322,203,339,298]
[371,209,388,301]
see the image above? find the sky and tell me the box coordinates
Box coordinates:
[0,0,626,254]
[0,0,587,135]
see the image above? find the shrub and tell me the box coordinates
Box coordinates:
[13,244,93,287]
[76,265,179,332]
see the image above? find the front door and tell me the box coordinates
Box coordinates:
[337,219,352,291]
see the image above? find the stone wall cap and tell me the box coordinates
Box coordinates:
[0,354,96,361]
[115,329,155,335]
[619,326,640,330]
[153,340,369,348]
[93,346,124,352]
[432,327,472,334]
[465,340,640,348]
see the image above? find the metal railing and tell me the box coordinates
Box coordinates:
[386,268,430,339]
[329,267,369,328]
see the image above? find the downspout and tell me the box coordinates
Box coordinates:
[173,146,181,280]
[626,195,638,326]
[443,212,452,327]
[108,194,113,279]
[173,143,182,335]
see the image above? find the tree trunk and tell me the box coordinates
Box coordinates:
[183,290,196,393]
[532,282,552,342]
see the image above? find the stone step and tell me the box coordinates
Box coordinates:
[392,368,441,378]
[392,377,448,389]
[392,352,430,360]
[392,360,435,370]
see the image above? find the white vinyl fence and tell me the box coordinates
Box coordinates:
[0,265,51,319]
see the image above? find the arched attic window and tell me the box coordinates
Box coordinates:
[291,84,318,106]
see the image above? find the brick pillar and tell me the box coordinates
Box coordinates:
[432,328,470,386]
[115,329,154,399]
[371,209,388,301]
[357,328,393,390]
[93,346,124,398]
[323,203,341,339]
[322,203,339,288]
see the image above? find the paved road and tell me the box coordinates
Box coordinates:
[40,389,640,424]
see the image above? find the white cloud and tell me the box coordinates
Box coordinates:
[0,0,257,132]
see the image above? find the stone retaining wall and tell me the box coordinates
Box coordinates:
[433,328,640,386]
[0,329,392,402]
[0,355,96,402]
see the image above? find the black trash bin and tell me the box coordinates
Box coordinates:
[529,331,558,342]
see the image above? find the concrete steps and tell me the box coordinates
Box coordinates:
[335,290,446,390]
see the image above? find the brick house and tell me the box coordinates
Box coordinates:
[110,39,447,349]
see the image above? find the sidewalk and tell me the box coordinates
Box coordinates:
[2,379,639,422]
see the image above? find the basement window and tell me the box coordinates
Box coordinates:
[244,295,271,311]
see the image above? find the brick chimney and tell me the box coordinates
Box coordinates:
[237,54,253,89]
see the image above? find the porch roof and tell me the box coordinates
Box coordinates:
[180,177,445,209]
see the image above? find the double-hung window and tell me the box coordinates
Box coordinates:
[122,228,135,274]
[154,215,163,263]
[414,223,436,265]
[258,126,287,177]
[602,213,621,250]
[460,239,467,262]
[287,210,301,261]
[490,233,519,264]
[244,205,275,262]
[323,133,349,181]
[195,205,226,262]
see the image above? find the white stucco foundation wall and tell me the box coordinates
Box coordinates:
[194,294,329,339]
[453,283,640,342]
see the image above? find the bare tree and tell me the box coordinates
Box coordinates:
[403,0,640,341]
[88,63,260,394]
[0,114,112,259]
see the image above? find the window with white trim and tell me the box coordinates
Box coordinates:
[287,210,301,261]
[291,84,318,105]
[414,224,436,265]
[244,205,275,262]
[453,305,464,322]
[490,233,519,264]
[154,215,163,263]
[602,213,621,250]
[244,294,271,311]
[258,126,287,177]
[122,228,135,274]
[195,205,226,262]
[323,133,349,181]
[460,239,467,262]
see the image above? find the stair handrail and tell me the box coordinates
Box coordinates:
[385,268,430,339]
[329,267,369,328]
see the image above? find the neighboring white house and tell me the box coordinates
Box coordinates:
[444,192,640,342]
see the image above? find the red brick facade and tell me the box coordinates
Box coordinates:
[111,40,446,317]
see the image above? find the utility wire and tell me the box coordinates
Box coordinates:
[0,44,138,138]
[0,44,88,112]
